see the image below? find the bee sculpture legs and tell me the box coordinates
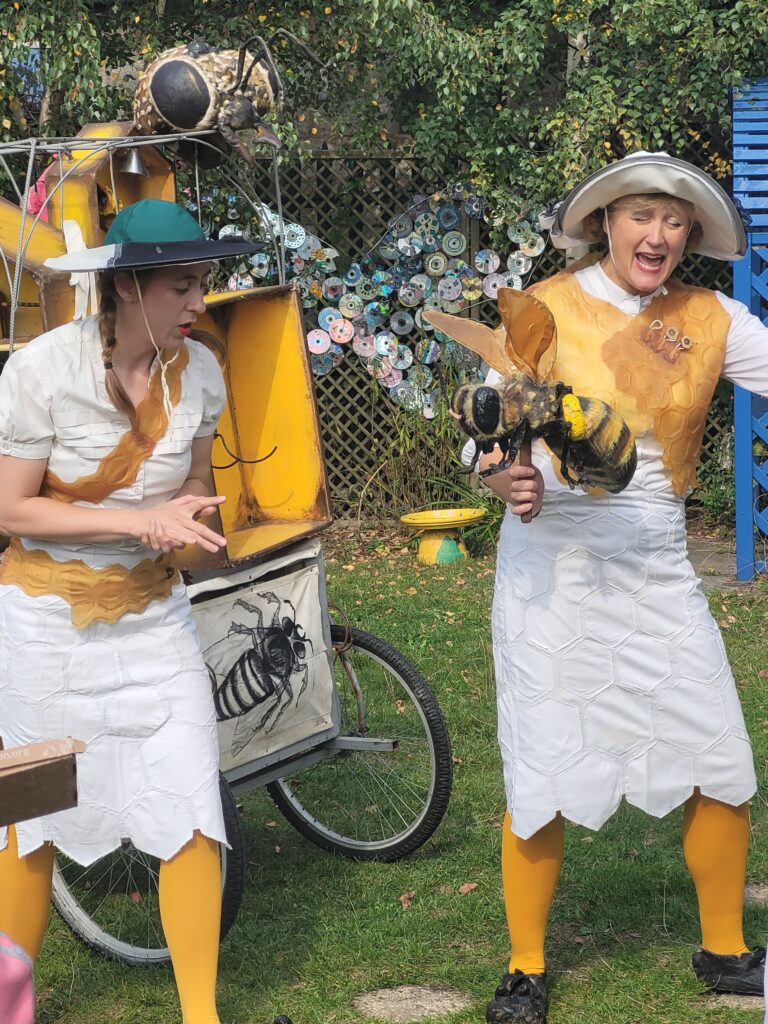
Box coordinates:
[489,795,759,1022]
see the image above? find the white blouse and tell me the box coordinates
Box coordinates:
[0,316,226,565]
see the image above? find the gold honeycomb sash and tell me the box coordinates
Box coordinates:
[0,538,180,629]
[42,345,189,504]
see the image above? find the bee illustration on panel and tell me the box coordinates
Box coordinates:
[426,288,637,494]
[206,592,314,757]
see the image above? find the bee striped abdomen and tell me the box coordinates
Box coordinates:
[565,397,637,493]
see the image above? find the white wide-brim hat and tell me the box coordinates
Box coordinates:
[548,152,747,261]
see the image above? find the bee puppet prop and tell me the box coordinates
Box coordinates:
[426,289,637,495]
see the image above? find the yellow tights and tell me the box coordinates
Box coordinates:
[0,827,223,1024]
[501,792,750,974]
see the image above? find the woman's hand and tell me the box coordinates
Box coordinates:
[479,450,545,519]
[505,464,545,519]
[137,494,227,554]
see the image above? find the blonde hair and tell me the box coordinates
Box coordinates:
[582,192,703,250]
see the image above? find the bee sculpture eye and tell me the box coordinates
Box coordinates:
[472,387,501,434]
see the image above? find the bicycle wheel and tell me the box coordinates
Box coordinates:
[267,625,452,861]
[51,773,246,966]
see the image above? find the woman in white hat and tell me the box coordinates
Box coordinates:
[434,153,768,1023]
[0,199,286,1024]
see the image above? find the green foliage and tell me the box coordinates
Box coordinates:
[3,1,768,219]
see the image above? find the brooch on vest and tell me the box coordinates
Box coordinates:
[642,320,694,364]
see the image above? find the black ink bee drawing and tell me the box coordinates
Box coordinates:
[425,288,637,494]
[209,592,313,757]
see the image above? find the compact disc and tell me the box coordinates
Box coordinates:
[438,276,462,302]
[464,195,484,220]
[356,277,379,301]
[441,298,467,314]
[390,310,415,335]
[378,366,403,387]
[392,343,414,370]
[283,222,306,249]
[414,211,439,234]
[507,220,531,243]
[218,223,247,239]
[353,334,376,358]
[249,252,270,275]
[398,284,423,307]
[419,232,440,253]
[409,273,433,297]
[438,205,460,230]
[329,342,345,368]
[329,318,355,345]
[425,252,448,276]
[519,233,546,257]
[322,277,346,301]
[290,254,306,273]
[343,263,363,286]
[483,272,507,298]
[318,306,342,331]
[339,293,364,318]
[398,232,424,257]
[507,252,532,275]
[462,275,483,301]
[474,249,501,274]
[378,238,400,261]
[442,230,467,256]
[311,352,334,376]
[307,328,331,355]
[408,364,434,388]
[415,338,441,364]
[390,381,418,409]
[363,301,389,328]
[389,213,414,239]
[374,331,398,358]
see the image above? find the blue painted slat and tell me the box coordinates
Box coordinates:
[733,108,768,117]
[734,195,768,208]
[733,147,768,159]
[734,165,768,176]
[733,133,768,145]
[747,213,768,225]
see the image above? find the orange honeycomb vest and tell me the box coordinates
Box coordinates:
[533,272,730,495]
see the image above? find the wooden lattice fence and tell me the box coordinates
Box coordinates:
[252,153,732,519]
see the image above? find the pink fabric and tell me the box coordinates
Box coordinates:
[0,934,34,1024]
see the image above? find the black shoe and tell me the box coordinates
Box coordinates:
[692,946,766,995]
[486,970,548,1024]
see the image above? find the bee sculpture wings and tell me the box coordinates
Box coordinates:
[425,289,637,494]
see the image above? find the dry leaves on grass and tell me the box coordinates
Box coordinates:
[399,890,417,909]
[458,882,478,895]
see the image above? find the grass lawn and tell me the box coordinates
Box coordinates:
[36,526,768,1024]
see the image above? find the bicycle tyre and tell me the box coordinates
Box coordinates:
[267,625,452,861]
[51,772,246,966]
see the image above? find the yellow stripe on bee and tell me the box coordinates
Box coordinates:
[561,394,586,440]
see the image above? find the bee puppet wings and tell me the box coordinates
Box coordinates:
[425,289,637,494]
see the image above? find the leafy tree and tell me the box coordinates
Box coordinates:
[1,0,767,219]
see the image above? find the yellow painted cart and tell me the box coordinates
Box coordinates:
[0,126,453,965]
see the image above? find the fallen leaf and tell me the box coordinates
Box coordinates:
[581,836,593,844]
[458,882,478,895]
[452,756,464,764]
[759,669,768,679]
[274,845,282,854]
[265,820,278,828]
[572,935,591,945]
[406,586,418,595]
[399,890,416,909]
[131,892,141,904]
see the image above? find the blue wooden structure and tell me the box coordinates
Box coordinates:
[733,79,768,579]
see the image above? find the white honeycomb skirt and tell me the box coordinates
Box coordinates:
[0,582,226,866]
[493,440,756,840]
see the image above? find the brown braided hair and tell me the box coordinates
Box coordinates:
[97,271,139,429]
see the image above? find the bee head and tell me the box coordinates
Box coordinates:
[471,386,501,436]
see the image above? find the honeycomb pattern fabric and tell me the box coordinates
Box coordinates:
[484,269,758,840]
[0,320,228,865]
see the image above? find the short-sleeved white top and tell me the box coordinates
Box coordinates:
[0,316,226,567]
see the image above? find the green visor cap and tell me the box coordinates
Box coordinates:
[44,198,263,273]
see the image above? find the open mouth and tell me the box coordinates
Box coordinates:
[178,322,193,336]
[634,252,666,273]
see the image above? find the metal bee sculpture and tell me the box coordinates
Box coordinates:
[134,32,328,167]
[426,289,637,494]
[209,592,313,756]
